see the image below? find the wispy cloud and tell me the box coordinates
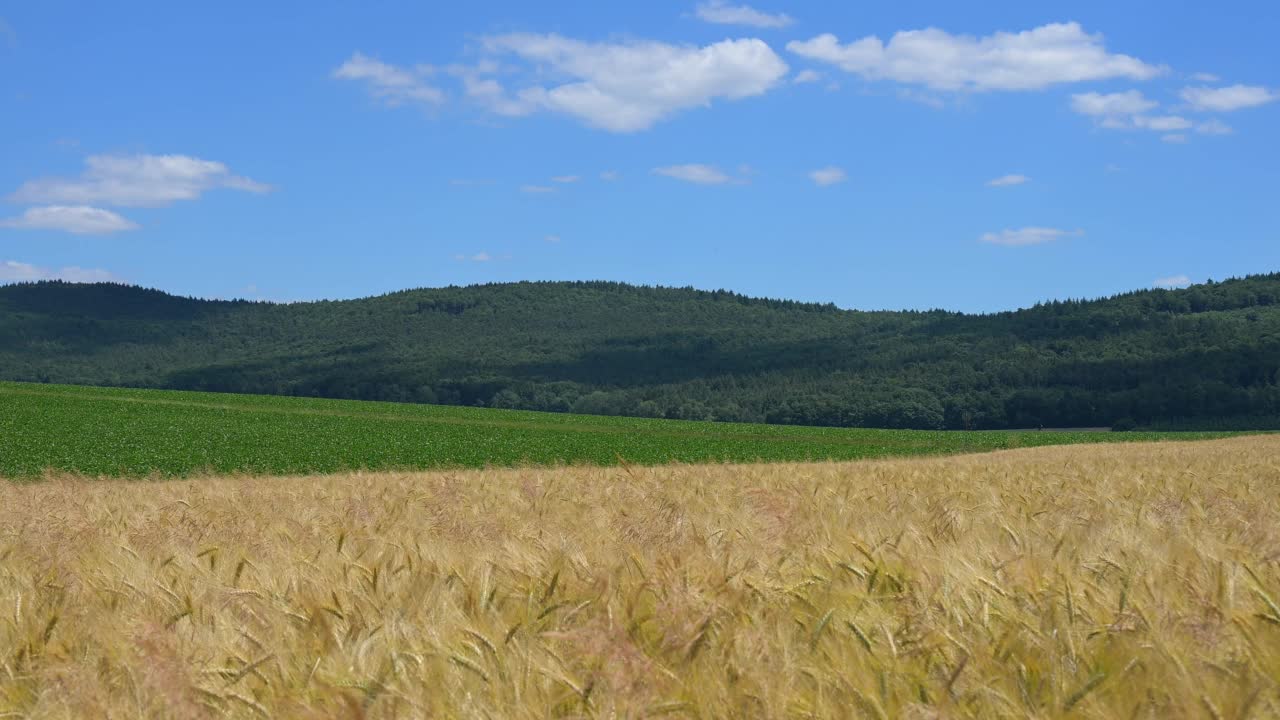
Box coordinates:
[1071,90,1157,118]
[1196,119,1234,135]
[333,52,444,107]
[1161,133,1188,144]
[695,0,794,29]
[0,206,138,235]
[1154,274,1192,289]
[1071,91,1198,138]
[793,69,822,84]
[520,184,556,194]
[551,175,581,184]
[808,166,847,186]
[0,17,16,49]
[788,22,1163,92]
[9,154,271,208]
[453,252,505,262]
[1180,84,1278,112]
[653,164,733,185]
[980,227,1082,247]
[986,174,1030,187]
[600,170,620,181]
[0,259,120,284]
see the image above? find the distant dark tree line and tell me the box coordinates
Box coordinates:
[1,274,1278,430]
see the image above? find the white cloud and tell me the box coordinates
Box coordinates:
[986,174,1029,187]
[695,1,794,29]
[600,170,620,181]
[1179,84,1278,112]
[0,260,120,284]
[551,175,581,183]
[1161,133,1188,144]
[1154,274,1192,289]
[1071,92,1197,137]
[333,52,445,107]
[544,234,562,243]
[653,164,732,185]
[1070,90,1157,117]
[1196,119,1234,135]
[808,166,847,186]
[787,22,1162,92]
[520,184,556,194]
[1133,115,1192,131]
[9,154,271,208]
[453,252,497,262]
[480,34,789,132]
[793,69,822,84]
[456,73,540,117]
[980,227,1081,247]
[0,206,138,235]
[897,88,946,108]
[1189,72,1220,83]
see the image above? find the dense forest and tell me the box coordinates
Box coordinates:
[2,275,1279,430]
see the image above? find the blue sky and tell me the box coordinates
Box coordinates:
[1,0,1277,312]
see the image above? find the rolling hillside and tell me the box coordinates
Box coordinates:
[2,274,1278,429]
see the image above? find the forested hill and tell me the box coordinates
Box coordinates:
[2,275,1279,430]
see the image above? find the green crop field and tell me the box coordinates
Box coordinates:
[0,381,1245,479]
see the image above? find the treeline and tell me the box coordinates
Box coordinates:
[1,275,1278,430]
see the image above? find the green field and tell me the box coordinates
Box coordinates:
[0,381,1245,479]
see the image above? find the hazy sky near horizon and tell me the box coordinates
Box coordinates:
[1,1,1278,312]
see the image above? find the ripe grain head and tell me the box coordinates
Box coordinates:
[1,437,1278,717]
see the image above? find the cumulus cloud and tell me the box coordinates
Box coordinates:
[9,154,271,208]
[793,69,822,84]
[787,22,1162,92]
[1179,84,1278,112]
[986,174,1029,187]
[1154,274,1192,289]
[980,227,1081,247]
[478,34,789,131]
[695,1,794,29]
[0,259,120,284]
[653,164,733,185]
[333,52,445,106]
[809,166,847,186]
[0,206,138,235]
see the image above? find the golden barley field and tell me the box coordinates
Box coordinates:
[2,437,1279,719]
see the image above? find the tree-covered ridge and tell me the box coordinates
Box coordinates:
[2,274,1278,430]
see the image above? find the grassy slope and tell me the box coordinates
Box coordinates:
[2,437,1278,717]
[0,381,1242,478]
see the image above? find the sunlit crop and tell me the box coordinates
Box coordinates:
[3,436,1278,717]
